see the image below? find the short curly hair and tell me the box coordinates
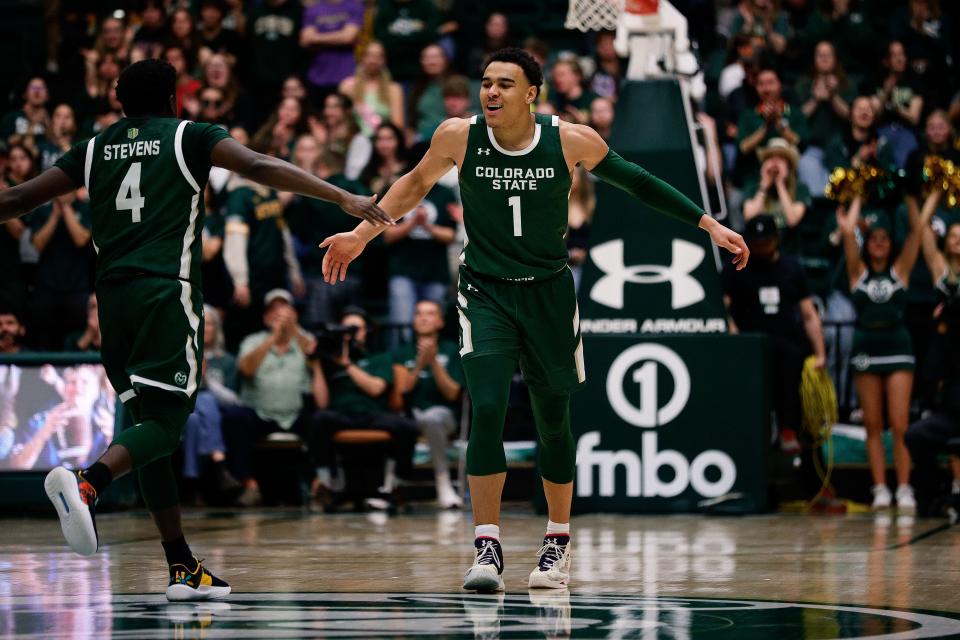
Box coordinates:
[483,47,544,97]
[116,59,177,117]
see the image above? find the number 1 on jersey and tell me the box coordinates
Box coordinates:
[116,162,146,223]
[508,195,522,237]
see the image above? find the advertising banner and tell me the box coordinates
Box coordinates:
[571,335,769,513]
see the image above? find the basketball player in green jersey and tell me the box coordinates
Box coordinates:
[0,59,392,601]
[321,48,749,591]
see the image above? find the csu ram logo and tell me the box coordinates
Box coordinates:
[589,238,706,310]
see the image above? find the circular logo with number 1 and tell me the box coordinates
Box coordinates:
[606,343,691,428]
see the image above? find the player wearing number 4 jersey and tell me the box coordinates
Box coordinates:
[0,59,393,601]
[321,47,750,592]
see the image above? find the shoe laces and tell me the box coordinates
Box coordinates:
[475,539,500,568]
[536,541,567,572]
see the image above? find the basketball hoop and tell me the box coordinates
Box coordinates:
[565,0,660,32]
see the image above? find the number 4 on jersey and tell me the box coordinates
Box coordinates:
[116,162,146,223]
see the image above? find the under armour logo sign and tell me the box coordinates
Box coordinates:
[477,148,491,155]
[589,238,706,310]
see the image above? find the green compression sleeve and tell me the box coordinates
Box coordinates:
[589,148,705,226]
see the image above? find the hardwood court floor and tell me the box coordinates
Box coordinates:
[1,508,959,638]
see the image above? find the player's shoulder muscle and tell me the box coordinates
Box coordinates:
[430,117,471,159]
[413,117,470,180]
[558,120,608,171]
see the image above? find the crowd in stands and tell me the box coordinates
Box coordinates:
[1,0,959,513]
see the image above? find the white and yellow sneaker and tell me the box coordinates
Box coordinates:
[166,557,231,602]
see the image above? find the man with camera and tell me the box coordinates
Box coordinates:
[311,306,419,504]
[222,289,328,506]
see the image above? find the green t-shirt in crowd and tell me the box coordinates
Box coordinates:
[287,174,371,277]
[373,0,440,82]
[741,181,813,256]
[415,82,447,142]
[247,0,303,91]
[328,351,394,415]
[28,200,94,293]
[238,331,312,429]
[735,104,809,186]
[792,77,856,148]
[391,338,463,410]
[224,183,287,294]
[387,184,457,284]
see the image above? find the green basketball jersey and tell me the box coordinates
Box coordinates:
[54,117,231,286]
[852,267,907,330]
[458,113,571,281]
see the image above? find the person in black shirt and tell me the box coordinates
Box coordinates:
[722,215,826,453]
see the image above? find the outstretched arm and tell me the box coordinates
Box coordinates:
[210,138,393,226]
[562,122,749,269]
[837,196,865,290]
[320,118,467,283]
[894,191,940,284]
[0,168,77,223]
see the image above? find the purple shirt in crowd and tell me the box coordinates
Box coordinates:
[304,0,365,88]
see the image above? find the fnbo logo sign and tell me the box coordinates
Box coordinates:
[577,344,737,499]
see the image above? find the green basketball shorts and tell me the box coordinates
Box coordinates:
[97,276,204,409]
[456,265,585,392]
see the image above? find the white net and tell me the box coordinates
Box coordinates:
[564,0,624,32]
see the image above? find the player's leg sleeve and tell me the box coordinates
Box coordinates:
[138,455,180,512]
[111,388,192,470]
[529,387,575,484]
[464,354,517,477]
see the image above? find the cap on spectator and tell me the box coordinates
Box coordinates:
[757,137,799,171]
[744,214,779,242]
[340,305,369,323]
[264,288,294,307]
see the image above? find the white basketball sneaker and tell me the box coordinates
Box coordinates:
[463,537,505,592]
[871,484,892,511]
[528,535,571,589]
[895,484,916,515]
[44,466,99,557]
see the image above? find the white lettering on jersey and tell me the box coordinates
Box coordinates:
[104,140,161,161]
[474,166,554,191]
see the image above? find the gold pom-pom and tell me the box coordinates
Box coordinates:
[824,165,885,203]
[923,156,960,208]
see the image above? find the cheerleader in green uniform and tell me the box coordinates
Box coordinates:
[914,204,960,501]
[837,191,941,512]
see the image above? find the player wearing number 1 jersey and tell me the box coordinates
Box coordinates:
[0,59,392,601]
[320,48,750,592]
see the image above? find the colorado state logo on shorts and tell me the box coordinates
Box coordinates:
[174,372,188,385]
[852,353,870,371]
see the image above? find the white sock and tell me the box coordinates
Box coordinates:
[952,480,960,495]
[546,520,570,536]
[475,524,500,540]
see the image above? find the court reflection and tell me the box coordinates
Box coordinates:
[0,550,113,637]
[574,522,737,589]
